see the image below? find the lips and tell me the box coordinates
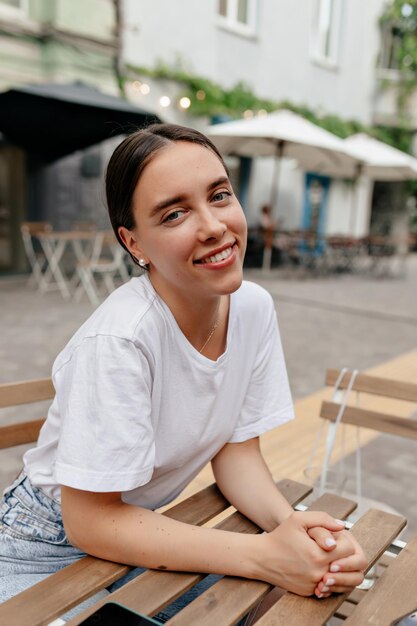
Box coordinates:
[194,242,236,265]
[194,243,236,265]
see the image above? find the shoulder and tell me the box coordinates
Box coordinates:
[53,276,161,374]
[234,280,275,314]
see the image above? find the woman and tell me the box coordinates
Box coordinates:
[0,124,366,621]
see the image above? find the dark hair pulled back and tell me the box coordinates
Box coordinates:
[106,123,229,267]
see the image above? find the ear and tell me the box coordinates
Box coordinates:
[118,226,148,264]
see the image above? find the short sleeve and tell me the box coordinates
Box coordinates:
[229,295,294,443]
[54,335,155,492]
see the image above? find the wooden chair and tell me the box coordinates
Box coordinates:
[20,221,53,290]
[316,367,417,522]
[322,368,417,440]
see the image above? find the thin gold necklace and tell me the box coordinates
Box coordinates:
[199,302,221,353]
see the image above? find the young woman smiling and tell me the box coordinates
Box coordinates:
[0,124,366,622]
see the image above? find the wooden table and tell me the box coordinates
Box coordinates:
[0,479,414,626]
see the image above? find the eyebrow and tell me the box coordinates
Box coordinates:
[150,176,230,217]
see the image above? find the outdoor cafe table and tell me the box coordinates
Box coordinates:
[0,479,415,626]
[36,230,99,299]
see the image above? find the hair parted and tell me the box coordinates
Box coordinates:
[105,123,229,267]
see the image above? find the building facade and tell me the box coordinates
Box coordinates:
[121,0,411,246]
[0,0,120,272]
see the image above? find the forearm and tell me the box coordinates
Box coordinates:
[61,488,258,578]
[211,438,293,532]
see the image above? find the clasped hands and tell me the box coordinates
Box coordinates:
[259,511,367,598]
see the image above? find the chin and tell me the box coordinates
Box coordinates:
[219,269,244,295]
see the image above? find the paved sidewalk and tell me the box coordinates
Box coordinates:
[1,256,416,536]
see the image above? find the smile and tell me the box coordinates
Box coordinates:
[197,245,234,265]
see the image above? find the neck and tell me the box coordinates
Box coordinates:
[147,274,226,351]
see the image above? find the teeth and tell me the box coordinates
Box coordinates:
[201,246,233,264]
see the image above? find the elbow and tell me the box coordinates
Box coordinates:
[62,515,88,551]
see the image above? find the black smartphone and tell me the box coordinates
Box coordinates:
[392,611,417,626]
[78,602,161,625]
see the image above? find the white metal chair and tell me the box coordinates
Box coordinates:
[75,231,129,306]
[20,221,53,290]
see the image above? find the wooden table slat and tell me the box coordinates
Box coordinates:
[0,482,231,626]
[255,508,407,626]
[343,532,417,626]
[0,558,129,626]
[66,480,313,625]
[162,493,358,626]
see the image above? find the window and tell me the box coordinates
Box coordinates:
[311,0,343,67]
[217,0,257,36]
[380,22,404,71]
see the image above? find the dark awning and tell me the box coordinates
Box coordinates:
[0,81,161,161]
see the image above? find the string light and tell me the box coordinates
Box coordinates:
[243,109,254,118]
[159,96,171,107]
[196,90,206,101]
[179,96,191,109]
[257,109,268,117]
[140,83,150,95]
[132,81,141,91]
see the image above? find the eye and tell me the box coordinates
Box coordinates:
[212,190,232,203]
[162,209,187,223]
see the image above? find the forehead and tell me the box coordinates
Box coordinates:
[134,141,227,202]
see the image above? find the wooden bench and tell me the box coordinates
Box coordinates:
[0,378,53,450]
[1,378,416,625]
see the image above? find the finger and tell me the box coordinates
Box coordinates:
[315,581,333,597]
[323,585,354,594]
[329,554,368,574]
[295,511,346,533]
[322,571,365,589]
[307,527,337,551]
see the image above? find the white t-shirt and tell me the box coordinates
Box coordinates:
[24,276,294,510]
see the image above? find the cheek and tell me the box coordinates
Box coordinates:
[151,231,194,265]
[231,206,248,236]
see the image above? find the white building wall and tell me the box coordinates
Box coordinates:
[122,0,388,237]
[124,0,385,125]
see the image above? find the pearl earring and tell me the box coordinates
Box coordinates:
[138,258,147,268]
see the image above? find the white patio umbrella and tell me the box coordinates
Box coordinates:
[207,109,360,269]
[343,133,417,181]
[343,133,417,232]
[207,109,360,214]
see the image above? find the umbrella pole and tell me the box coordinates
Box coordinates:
[349,163,363,235]
[263,140,284,271]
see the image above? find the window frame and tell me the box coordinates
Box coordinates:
[216,0,258,38]
[310,0,343,69]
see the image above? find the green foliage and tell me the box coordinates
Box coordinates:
[126,62,414,154]
[380,1,417,110]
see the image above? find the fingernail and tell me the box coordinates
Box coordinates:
[316,593,323,598]
[325,538,337,547]
[335,519,345,526]
[321,586,329,592]
[330,564,340,572]
[326,578,336,586]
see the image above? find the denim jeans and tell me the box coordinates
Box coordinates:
[0,472,243,623]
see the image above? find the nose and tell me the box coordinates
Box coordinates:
[197,206,227,241]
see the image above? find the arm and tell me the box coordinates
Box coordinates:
[211,437,293,531]
[61,486,258,576]
[211,438,366,596]
[60,485,348,597]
